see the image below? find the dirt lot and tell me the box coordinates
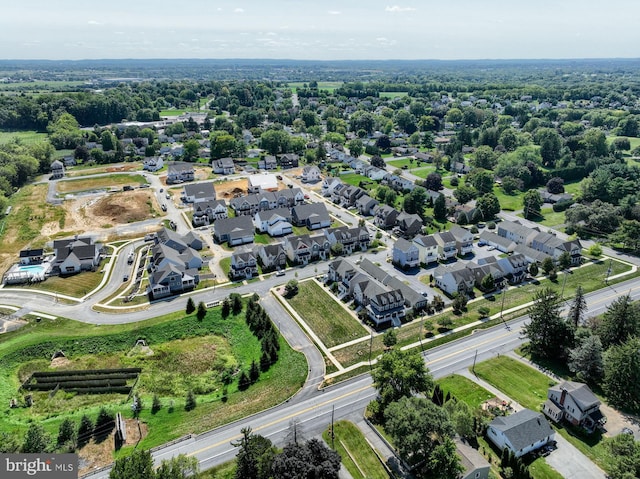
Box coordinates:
[214,178,249,199]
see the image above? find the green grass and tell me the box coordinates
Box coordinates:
[410,166,437,179]
[518,207,566,229]
[379,91,408,98]
[493,186,525,211]
[286,280,368,348]
[437,374,495,409]
[339,173,372,187]
[253,233,272,245]
[529,457,564,479]
[0,130,47,145]
[288,81,343,92]
[57,174,147,193]
[199,460,236,479]
[472,356,556,410]
[386,158,414,169]
[322,421,390,479]
[159,109,190,116]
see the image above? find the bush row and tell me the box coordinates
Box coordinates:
[32,373,140,383]
[24,379,128,390]
[31,367,141,377]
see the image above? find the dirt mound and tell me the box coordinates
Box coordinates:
[106,165,137,172]
[91,191,158,223]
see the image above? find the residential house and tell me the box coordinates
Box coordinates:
[456,439,491,479]
[497,221,539,246]
[335,185,366,208]
[278,153,299,169]
[530,232,582,266]
[166,162,195,184]
[213,216,255,246]
[383,173,415,192]
[143,156,164,171]
[467,260,505,290]
[487,409,555,458]
[326,259,358,296]
[496,253,529,284]
[355,194,378,216]
[540,191,573,204]
[229,248,259,280]
[433,231,458,261]
[183,182,216,203]
[301,165,321,183]
[392,238,420,268]
[149,265,199,299]
[479,231,516,253]
[53,236,101,275]
[19,248,44,265]
[359,258,428,311]
[321,177,343,197]
[366,167,386,181]
[50,160,65,179]
[324,226,370,254]
[257,243,287,272]
[272,187,305,208]
[230,194,261,216]
[192,199,228,226]
[543,381,603,429]
[62,155,76,167]
[449,225,474,256]
[373,205,400,230]
[254,208,293,237]
[150,243,202,272]
[156,227,203,252]
[396,212,423,238]
[513,243,552,265]
[212,157,235,175]
[291,203,331,230]
[412,234,439,265]
[349,275,405,328]
[433,263,475,296]
[258,155,277,170]
[284,234,330,265]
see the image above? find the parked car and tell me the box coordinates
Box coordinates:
[161,204,167,211]
[275,270,285,277]
[123,274,129,282]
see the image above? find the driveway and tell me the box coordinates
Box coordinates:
[545,434,606,479]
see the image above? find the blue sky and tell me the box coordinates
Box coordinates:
[2,0,639,60]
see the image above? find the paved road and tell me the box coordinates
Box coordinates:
[81,277,640,478]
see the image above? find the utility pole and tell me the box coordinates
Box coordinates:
[368,330,373,371]
[500,286,506,318]
[472,349,478,376]
[331,405,335,449]
[605,259,612,284]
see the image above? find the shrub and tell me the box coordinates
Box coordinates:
[185,390,196,411]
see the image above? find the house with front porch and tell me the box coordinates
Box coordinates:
[396,212,423,238]
[326,258,358,296]
[257,243,287,272]
[149,264,199,299]
[258,155,277,170]
[543,381,603,429]
[53,236,101,275]
[433,231,458,261]
[229,248,259,280]
[433,263,475,296]
[487,409,555,458]
[321,177,343,197]
[192,199,228,226]
[284,234,330,265]
[449,225,474,256]
[324,226,370,254]
[51,159,65,179]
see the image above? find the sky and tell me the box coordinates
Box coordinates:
[2,0,640,61]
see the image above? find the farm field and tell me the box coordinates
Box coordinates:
[286,280,369,348]
[0,130,47,145]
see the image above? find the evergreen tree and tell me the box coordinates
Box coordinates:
[568,335,604,384]
[528,262,538,276]
[232,427,276,479]
[597,294,640,349]
[230,293,243,315]
[185,297,195,314]
[57,418,77,449]
[94,408,115,442]
[523,287,574,359]
[185,390,196,411]
[221,297,231,318]
[196,301,207,321]
[603,337,640,411]
[238,371,251,391]
[22,423,50,453]
[77,415,94,448]
[568,285,587,328]
[151,394,162,414]
[249,360,260,384]
[434,193,447,221]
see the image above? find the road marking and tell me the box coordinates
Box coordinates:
[188,383,373,457]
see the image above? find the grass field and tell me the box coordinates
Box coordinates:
[437,374,495,409]
[57,174,147,193]
[529,457,564,479]
[493,187,525,211]
[518,207,566,229]
[322,421,390,479]
[339,173,372,187]
[159,109,190,116]
[379,91,409,98]
[286,280,368,348]
[0,130,47,145]
[386,158,415,169]
[410,166,437,179]
[473,356,556,410]
[288,81,343,92]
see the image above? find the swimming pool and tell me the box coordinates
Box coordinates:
[17,264,48,274]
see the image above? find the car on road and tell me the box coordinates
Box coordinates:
[166,193,170,199]
[276,175,283,180]
[123,274,129,282]
[275,270,285,277]
[161,204,167,211]
[160,188,164,192]
[622,427,634,435]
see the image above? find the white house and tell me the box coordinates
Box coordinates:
[449,225,474,256]
[212,157,235,175]
[543,381,603,429]
[487,409,555,458]
[253,208,293,237]
[301,165,321,183]
[392,238,420,268]
[412,234,439,265]
[143,156,164,171]
[433,231,458,261]
[433,263,475,296]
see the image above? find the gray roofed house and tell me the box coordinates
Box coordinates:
[544,381,603,428]
[213,216,255,246]
[433,262,475,296]
[183,182,216,203]
[290,203,331,230]
[497,220,539,245]
[257,242,287,271]
[284,234,330,264]
[258,155,277,170]
[156,227,202,252]
[479,230,516,253]
[212,157,235,175]
[456,439,490,479]
[229,247,259,280]
[166,162,195,184]
[433,231,458,261]
[392,238,420,268]
[487,409,555,458]
[51,159,65,179]
[19,248,44,265]
[412,234,439,265]
[192,199,228,226]
[53,236,101,275]
[324,226,370,254]
[359,259,427,311]
[373,205,400,229]
[395,212,423,238]
[355,194,378,216]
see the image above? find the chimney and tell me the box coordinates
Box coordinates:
[560,389,567,406]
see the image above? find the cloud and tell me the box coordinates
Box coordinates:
[234,8,244,14]
[87,20,101,25]
[328,10,341,15]
[385,5,416,13]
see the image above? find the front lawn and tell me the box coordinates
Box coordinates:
[472,356,555,410]
[437,374,494,409]
[322,421,390,479]
[340,173,373,187]
[286,280,368,348]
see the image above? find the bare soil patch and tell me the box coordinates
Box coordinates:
[215,178,249,199]
[91,190,158,224]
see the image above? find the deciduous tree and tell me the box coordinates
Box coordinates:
[604,337,640,412]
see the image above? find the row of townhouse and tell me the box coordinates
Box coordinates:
[326,258,427,328]
[148,228,203,299]
[373,205,424,238]
[227,225,371,280]
[229,188,305,216]
[392,225,475,268]
[432,253,529,296]
[491,220,582,266]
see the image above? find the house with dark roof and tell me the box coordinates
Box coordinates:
[212,157,235,175]
[213,216,255,246]
[192,199,228,226]
[395,212,423,238]
[543,381,603,429]
[487,409,555,458]
[324,226,370,254]
[433,231,458,261]
[183,182,216,203]
[53,236,101,275]
[530,232,582,266]
[349,273,405,328]
[258,155,277,170]
[278,153,299,169]
[143,156,163,172]
[433,263,475,296]
[412,234,438,265]
[326,259,358,296]
[284,234,330,265]
[355,194,379,216]
[229,247,259,280]
[359,258,427,311]
[166,162,195,184]
[449,225,474,256]
[392,238,420,268]
[257,243,287,272]
[149,264,199,299]
[301,165,321,183]
[373,205,400,230]
[291,203,331,230]
[456,439,490,479]
[51,159,65,179]
[19,248,45,265]
[253,207,293,237]
[156,227,202,252]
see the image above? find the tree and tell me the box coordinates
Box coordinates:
[95,407,115,442]
[151,395,162,414]
[528,262,539,277]
[467,169,494,194]
[271,439,341,479]
[568,285,587,328]
[77,415,94,448]
[221,297,231,318]
[546,177,565,194]
[284,279,299,298]
[384,397,459,478]
[476,192,501,220]
[185,390,196,411]
[454,184,478,204]
[109,449,154,479]
[370,155,385,168]
[57,418,77,450]
[375,134,391,151]
[232,427,276,479]
[568,334,604,384]
[558,251,572,270]
[197,301,207,321]
[210,131,238,160]
[451,293,468,313]
[597,294,640,349]
[604,433,640,479]
[22,423,50,453]
[522,287,574,359]
[541,256,555,275]
[101,130,116,151]
[604,337,640,412]
[403,187,427,215]
[444,398,475,439]
[428,438,465,479]
[260,129,290,155]
[185,297,195,314]
[0,432,20,453]
[473,145,497,170]
[434,193,447,221]
[383,328,398,349]
[249,360,260,384]
[480,273,495,292]
[523,189,543,219]
[156,455,199,479]
[371,348,434,412]
[424,172,443,191]
[347,138,363,158]
[587,243,603,258]
[238,370,251,391]
[384,189,398,207]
